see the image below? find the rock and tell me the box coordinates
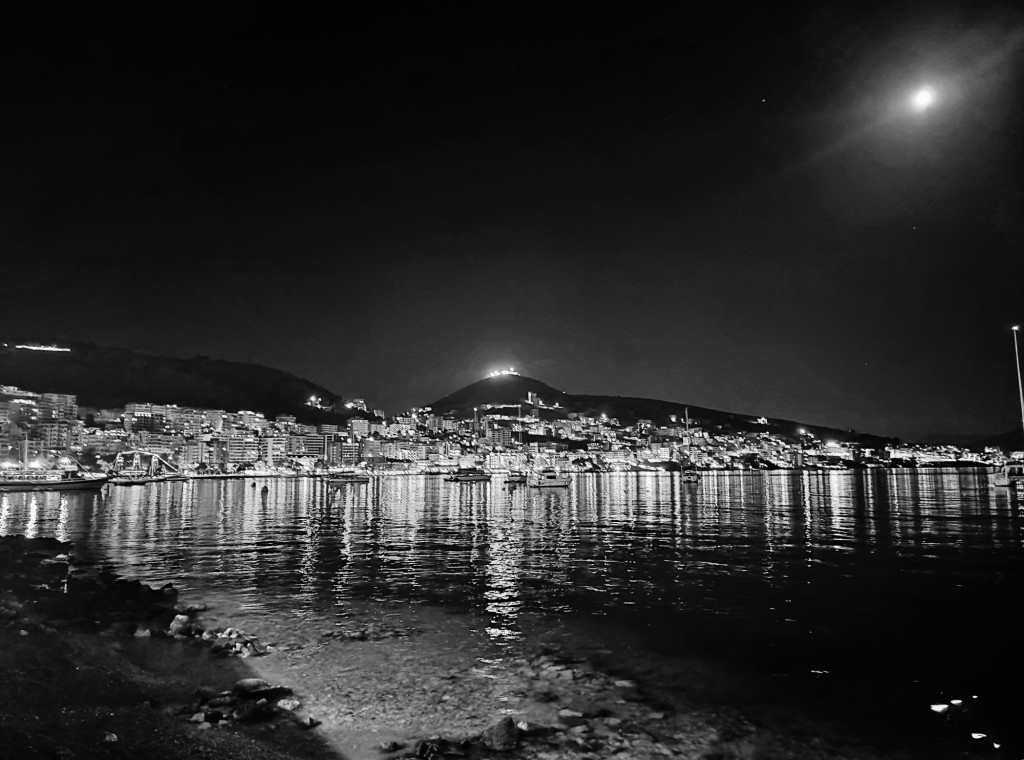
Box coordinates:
[277,697,301,711]
[190,712,206,723]
[232,699,274,722]
[558,708,584,719]
[195,686,220,701]
[168,613,190,635]
[206,695,237,708]
[233,677,271,695]
[481,716,519,751]
[103,732,118,742]
[378,740,405,752]
[242,685,293,701]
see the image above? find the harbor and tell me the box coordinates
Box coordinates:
[2,467,1021,759]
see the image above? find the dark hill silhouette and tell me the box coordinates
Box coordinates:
[427,374,568,413]
[969,428,1024,451]
[0,342,354,425]
[427,374,895,446]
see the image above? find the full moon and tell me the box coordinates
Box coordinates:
[911,87,936,111]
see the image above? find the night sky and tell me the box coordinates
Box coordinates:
[3,2,1023,440]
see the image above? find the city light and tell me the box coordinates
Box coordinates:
[14,344,71,352]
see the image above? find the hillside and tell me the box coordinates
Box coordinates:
[0,342,353,425]
[427,374,895,446]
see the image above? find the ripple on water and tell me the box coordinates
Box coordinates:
[1,469,1022,756]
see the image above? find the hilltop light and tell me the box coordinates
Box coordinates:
[487,367,520,378]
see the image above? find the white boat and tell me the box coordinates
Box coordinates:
[446,467,490,482]
[680,468,699,483]
[0,468,109,492]
[527,468,569,488]
[505,472,527,484]
[991,461,1024,488]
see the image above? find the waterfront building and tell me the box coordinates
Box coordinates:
[130,431,184,456]
[37,420,80,450]
[226,436,259,465]
[80,428,127,456]
[359,438,382,464]
[339,442,360,466]
[299,434,335,464]
[39,393,77,421]
[259,436,288,467]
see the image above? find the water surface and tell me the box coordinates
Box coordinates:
[2,469,1021,756]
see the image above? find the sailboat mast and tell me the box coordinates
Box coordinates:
[1013,326,1024,443]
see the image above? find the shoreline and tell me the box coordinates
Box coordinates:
[0,533,997,760]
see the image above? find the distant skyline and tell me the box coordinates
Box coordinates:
[3,3,1023,440]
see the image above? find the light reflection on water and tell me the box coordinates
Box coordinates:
[2,469,1022,749]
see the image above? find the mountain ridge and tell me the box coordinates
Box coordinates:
[426,374,896,446]
[0,341,356,425]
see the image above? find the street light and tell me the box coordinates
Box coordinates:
[1013,326,1024,441]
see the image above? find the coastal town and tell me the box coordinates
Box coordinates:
[0,374,1014,478]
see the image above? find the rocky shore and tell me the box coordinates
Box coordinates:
[1,534,976,760]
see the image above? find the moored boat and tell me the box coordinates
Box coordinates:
[446,467,490,482]
[505,472,527,484]
[328,471,371,485]
[109,450,185,486]
[527,468,570,488]
[0,469,109,492]
[991,461,1024,488]
[108,475,168,486]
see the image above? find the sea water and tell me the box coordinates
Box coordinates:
[2,468,1021,756]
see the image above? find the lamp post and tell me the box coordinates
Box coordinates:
[1013,326,1024,441]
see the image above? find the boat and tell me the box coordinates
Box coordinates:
[505,472,527,484]
[446,467,491,482]
[108,474,167,486]
[991,461,1024,488]
[109,449,185,486]
[328,471,371,485]
[680,468,700,483]
[0,468,109,492]
[527,468,570,488]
